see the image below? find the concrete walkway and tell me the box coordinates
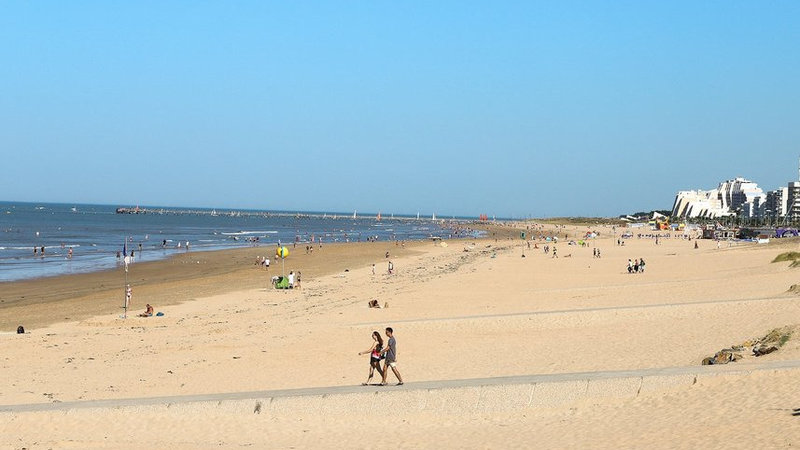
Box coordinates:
[2,359,799,414]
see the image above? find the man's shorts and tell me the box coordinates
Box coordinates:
[386,360,397,368]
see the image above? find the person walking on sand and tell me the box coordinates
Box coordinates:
[380,327,404,386]
[387,261,394,274]
[358,331,385,385]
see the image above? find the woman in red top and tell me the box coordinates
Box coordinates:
[358,331,385,385]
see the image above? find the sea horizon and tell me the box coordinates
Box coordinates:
[1,200,499,222]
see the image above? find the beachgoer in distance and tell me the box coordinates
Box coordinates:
[387,261,393,274]
[358,331,385,385]
[288,271,295,288]
[139,304,154,317]
[380,327,404,386]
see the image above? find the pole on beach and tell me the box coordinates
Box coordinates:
[122,238,130,319]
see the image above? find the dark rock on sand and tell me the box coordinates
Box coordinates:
[753,345,778,357]
[702,350,742,365]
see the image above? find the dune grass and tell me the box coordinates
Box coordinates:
[772,252,800,263]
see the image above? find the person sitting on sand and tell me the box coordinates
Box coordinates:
[357,331,385,385]
[368,299,382,308]
[138,304,154,317]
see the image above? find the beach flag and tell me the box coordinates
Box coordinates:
[123,240,130,271]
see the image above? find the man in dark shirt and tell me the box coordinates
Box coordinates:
[381,327,404,386]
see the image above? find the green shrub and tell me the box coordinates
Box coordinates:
[772,252,800,263]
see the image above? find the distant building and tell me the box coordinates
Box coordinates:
[788,182,800,222]
[764,187,788,221]
[671,157,800,223]
[671,189,727,218]
[718,178,765,214]
[671,177,764,219]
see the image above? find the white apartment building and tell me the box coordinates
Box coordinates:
[789,182,800,221]
[671,189,728,218]
[764,187,788,220]
[672,177,765,219]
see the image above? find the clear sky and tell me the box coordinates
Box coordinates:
[2,2,799,218]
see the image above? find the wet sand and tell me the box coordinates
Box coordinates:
[0,240,432,331]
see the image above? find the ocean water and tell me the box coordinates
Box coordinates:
[0,202,481,282]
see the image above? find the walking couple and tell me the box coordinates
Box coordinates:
[358,327,404,386]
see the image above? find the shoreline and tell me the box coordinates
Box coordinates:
[0,235,497,331]
[0,200,491,283]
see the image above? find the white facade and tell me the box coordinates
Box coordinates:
[671,189,728,218]
[789,182,800,221]
[671,177,765,219]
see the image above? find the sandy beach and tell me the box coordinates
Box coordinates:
[1,224,799,449]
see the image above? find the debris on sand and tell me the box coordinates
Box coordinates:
[701,326,794,365]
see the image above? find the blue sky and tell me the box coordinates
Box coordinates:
[2,2,799,218]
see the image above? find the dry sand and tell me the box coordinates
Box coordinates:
[1,224,800,449]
